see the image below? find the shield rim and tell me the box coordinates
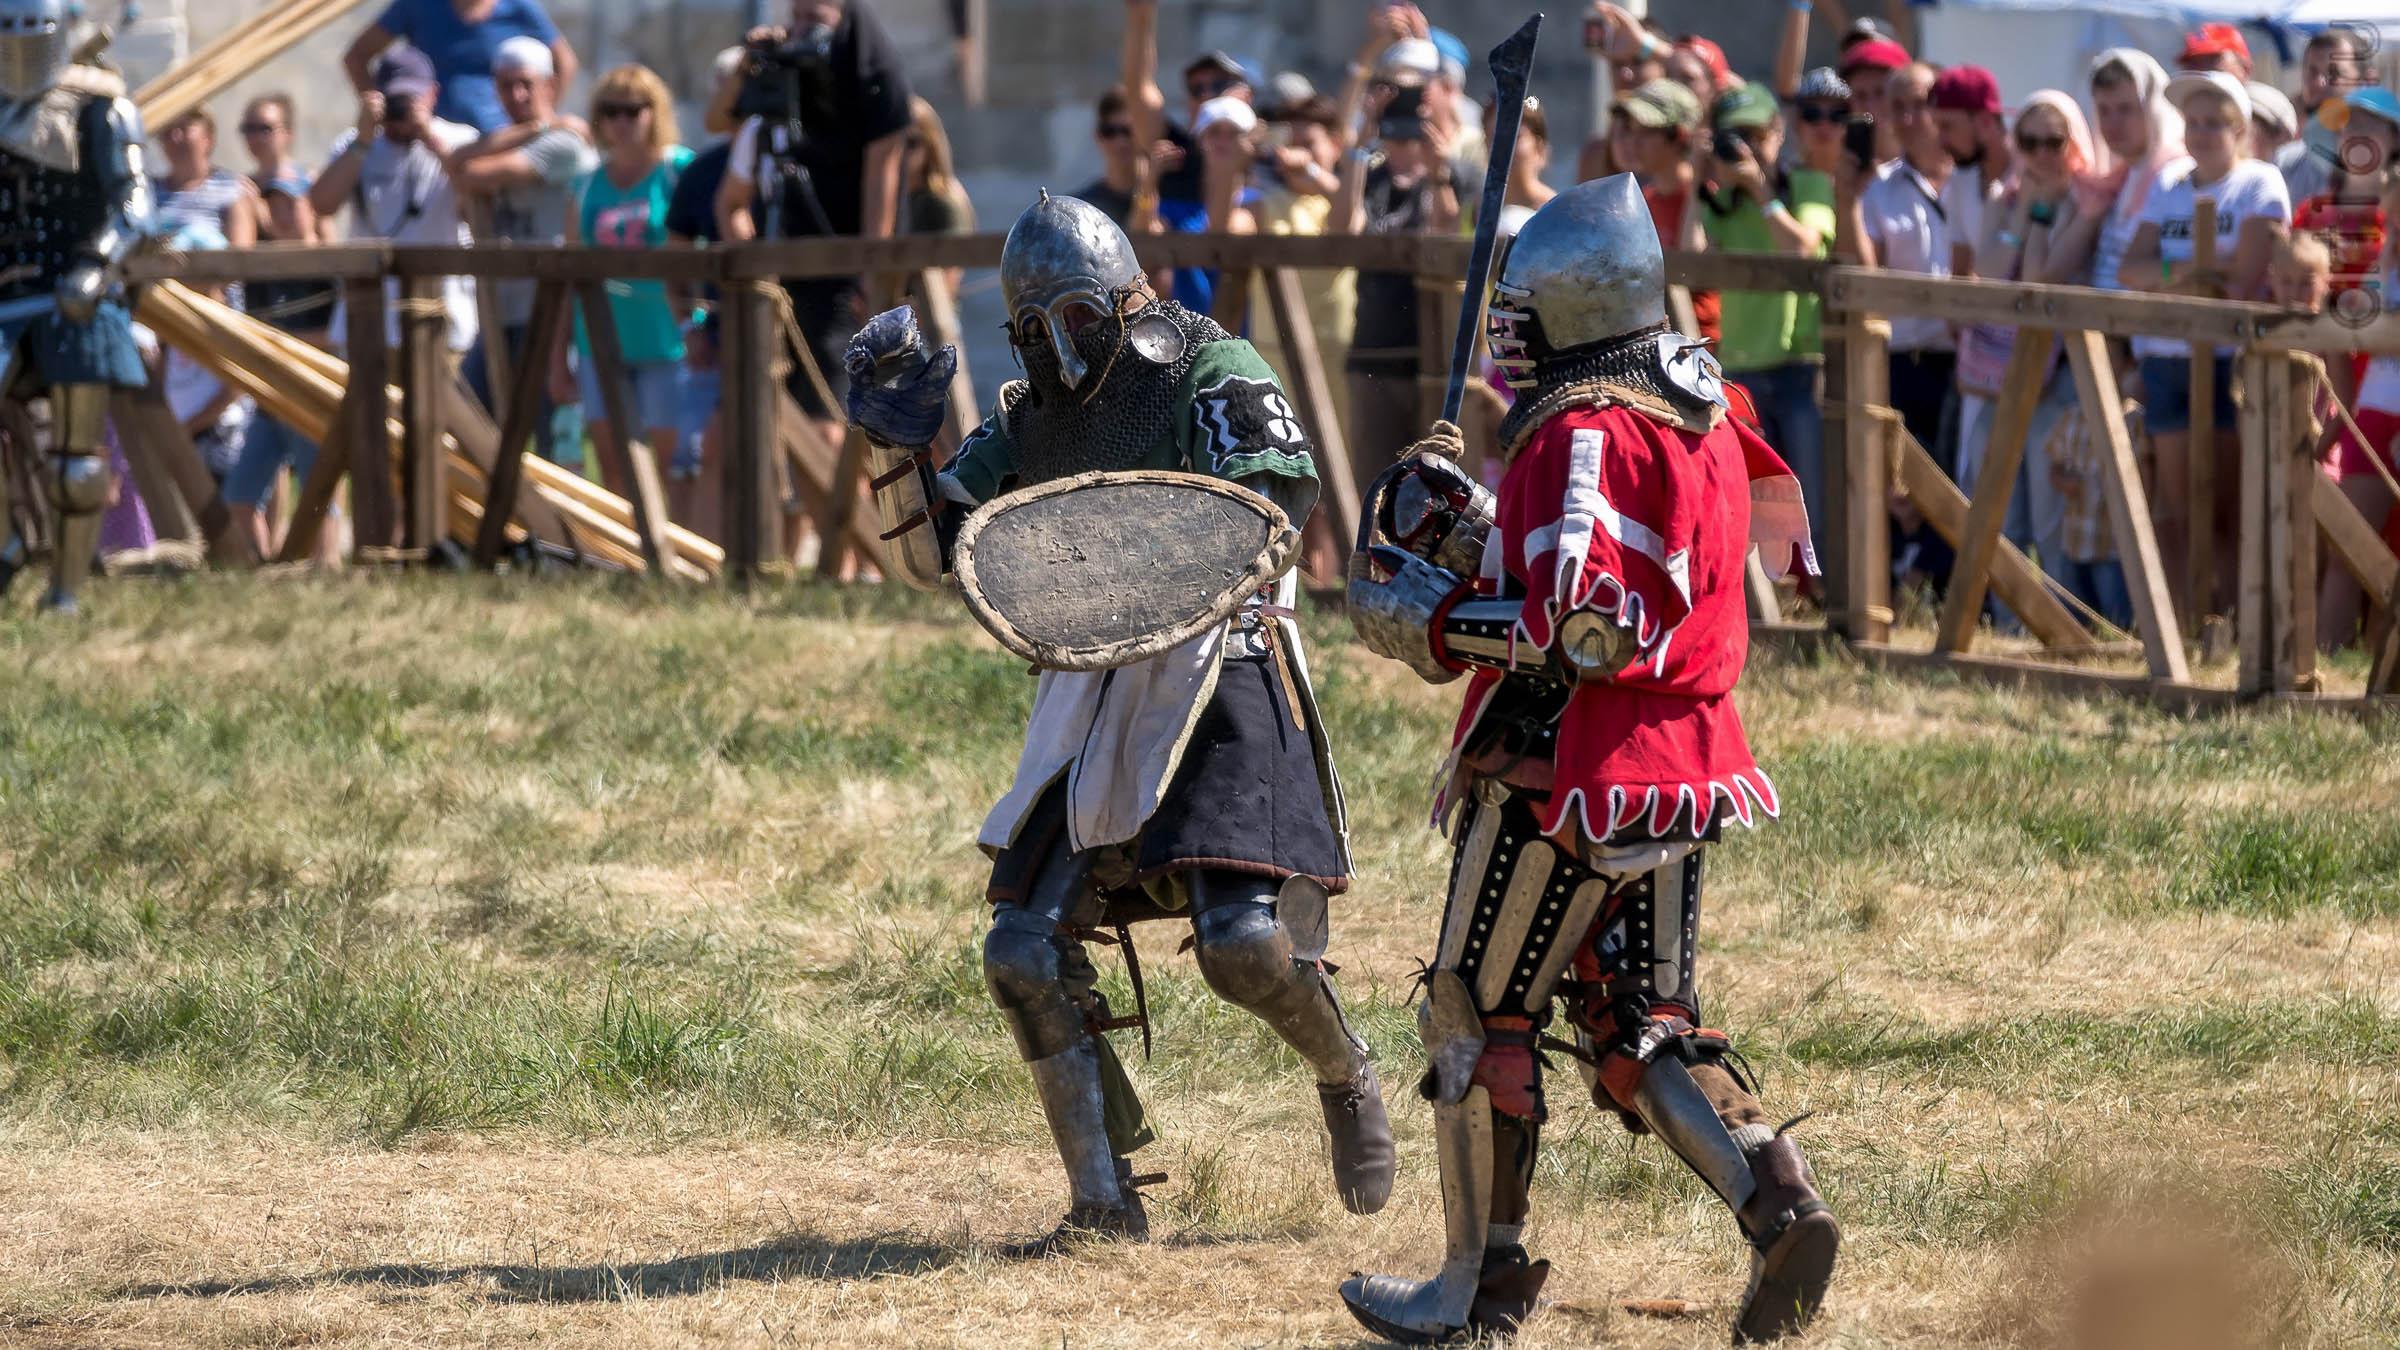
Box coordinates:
[954,468,1296,671]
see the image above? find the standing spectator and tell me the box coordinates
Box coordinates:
[2335,180,2400,637]
[717,0,913,453]
[225,94,339,563]
[1425,28,1486,191]
[1666,33,1735,110]
[448,34,596,467]
[1838,37,1910,164]
[1610,78,1711,336]
[903,96,974,239]
[1071,87,1148,229]
[2085,49,2185,318]
[1119,0,1259,312]
[1789,67,1851,182]
[2117,71,2291,616]
[2175,23,2251,79]
[1335,80,1459,499]
[156,110,260,250]
[1193,96,1259,236]
[344,0,577,136]
[1487,92,1555,234]
[1699,81,1835,551]
[151,222,255,488]
[2283,231,2385,647]
[1929,65,2009,278]
[2248,82,2298,163]
[663,46,753,547]
[2278,27,2374,203]
[571,64,694,509]
[1260,94,1344,234]
[311,48,481,358]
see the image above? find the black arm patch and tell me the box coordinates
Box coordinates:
[1189,373,1314,475]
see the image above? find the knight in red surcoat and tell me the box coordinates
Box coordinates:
[1338,173,1834,1346]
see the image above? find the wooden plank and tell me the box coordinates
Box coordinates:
[1823,268,2271,347]
[461,200,511,429]
[342,278,395,551]
[1934,326,2054,653]
[2236,349,2272,694]
[722,283,780,583]
[775,388,889,566]
[2313,470,2400,599]
[1414,274,1456,435]
[107,387,201,548]
[572,280,671,574]
[471,279,567,568]
[122,241,391,284]
[1262,266,1361,554]
[387,245,722,285]
[2252,307,2400,354]
[1891,426,2090,650]
[1665,284,1700,340]
[1665,250,1828,295]
[1211,267,1255,333]
[280,383,355,563]
[2280,353,2319,690]
[1846,642,2254,715]
[2063,328,2190,683]
[1744,549,1781,623]
[135,0,374,125]
[398,275,448,555]
[816,425,873,579]
[441,367,581,555]
[2187,198,2218,626]
[1818,318,1853,624]
[1840,314,1892,642]
[912,268,979,449]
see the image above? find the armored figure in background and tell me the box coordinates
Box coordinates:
[844,192,1395,1251]
[0,0,151,611]
[1340,175,1833,1345]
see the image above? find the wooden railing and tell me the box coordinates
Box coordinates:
[119,233,2400,708]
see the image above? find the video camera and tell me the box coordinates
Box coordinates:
[734,22,838,130]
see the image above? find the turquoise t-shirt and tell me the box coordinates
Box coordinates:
[575,144,695,365]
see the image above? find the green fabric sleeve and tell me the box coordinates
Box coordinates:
[1175,339,1320,487]
[942,411,1017,504]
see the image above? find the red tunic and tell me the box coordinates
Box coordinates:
[1439,401,1814,841]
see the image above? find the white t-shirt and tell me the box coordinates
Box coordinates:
[2130,157,2292,360]
[1940,159,1990,274]
[2091,176,2148,303]
[1859,158,1955,353]
[324,120,481,351]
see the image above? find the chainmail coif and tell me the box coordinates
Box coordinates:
[1004,298,1229,485]
[1496,322,1722,459]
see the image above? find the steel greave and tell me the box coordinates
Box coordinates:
[1339,1085,1495,1341]
[1628,1054,1757,1216]
[1025,1040,1126,1212]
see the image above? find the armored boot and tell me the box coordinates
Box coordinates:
[1340,1085,1499,1343]
[41,385,111,615]
[998,1039,1149,1258]
[1627,1056,1838,1343]
[1190,875,1395,1215]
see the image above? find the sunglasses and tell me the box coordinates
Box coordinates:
[598,102,650,120]
[2016,133,2067,153]
[1187,77,1234,100]
[1098,122,1132,140]
[237,121,279,135]
[1795,103,1848,124]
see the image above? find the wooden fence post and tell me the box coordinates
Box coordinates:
[721,278,781,586]
[471,279,568,568]
[342,278,394,551]
[2269,352,2318,691]
[2063,329,2190,683]
[2236,347,2272,694]
[911,267,979,450]
[1818,313,1852,625]
[1263,266,1361,558]
[1212,267,1255,333]
[1840,313,1891,643]
[2187,198,2219,624]
[1935,326,2054,653]
[398,274,449,556]
[572,279,672,575]
[280,381,356,564]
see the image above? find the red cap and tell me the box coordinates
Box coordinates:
[1929,65,2002,115]
[2180,22,2250,65]
[1673,35,1734,93]
[1838,38,1910,76]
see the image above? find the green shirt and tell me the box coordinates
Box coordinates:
[1700,168,1836,373]
[946,336,1321,510]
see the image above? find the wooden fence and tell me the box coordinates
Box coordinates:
[118,232,2400,709]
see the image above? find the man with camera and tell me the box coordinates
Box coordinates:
[313,49,481,359]
[714,0,913,445]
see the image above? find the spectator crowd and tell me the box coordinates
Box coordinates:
[123,0,2400,653]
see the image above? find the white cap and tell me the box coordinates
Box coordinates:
[1377,38,1441,86]
[1193,95,1258,136]
[2166,69,2250,124]
[2246,81,2297,137]
[712,46,748,82]
[493,34,554,77]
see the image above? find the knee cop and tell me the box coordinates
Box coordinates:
[983,906,1090,1062]
[1567,851,1752,1120]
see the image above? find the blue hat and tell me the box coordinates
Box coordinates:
[2346,85,2400,131]
[1429,28,1469,84]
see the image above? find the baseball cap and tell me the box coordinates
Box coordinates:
[372,46,436,100]
[1712,82,1778,131]
[1428,28,1468,87]
[1795,67,1851,103]
[1376,37,1441,86]
[1838,38,1909,77]
[2180,22,2250,68]
[1676,35,1733,93]
[1183,50,1251,90]
[2167,69,2251,124]
[1615,77,1701,131]
[492,34,553,78]
[2247,81,2298,137]
[1929,65,2002,115]
[1193,95,1257,137]
[1267,70,1316,112]
[2346,85,2400,132]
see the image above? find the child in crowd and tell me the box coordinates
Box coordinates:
[2313,198,2400,644]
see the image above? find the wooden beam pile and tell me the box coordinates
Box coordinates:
[137,281,723,578]
[134,0,374,127]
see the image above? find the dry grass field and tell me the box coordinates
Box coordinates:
[2,574,2398,1349]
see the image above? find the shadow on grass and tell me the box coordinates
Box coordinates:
[114,1230,964,1304]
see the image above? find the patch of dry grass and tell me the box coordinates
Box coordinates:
[1,573,2397,1347]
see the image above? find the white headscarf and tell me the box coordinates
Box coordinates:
[2085,46,2185,218]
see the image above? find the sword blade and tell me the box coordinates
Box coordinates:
[1442,12,1543,428]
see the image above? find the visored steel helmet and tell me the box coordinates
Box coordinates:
[1000,190,1145,392]
[0,0,72,102]
[1485,173,1667,391]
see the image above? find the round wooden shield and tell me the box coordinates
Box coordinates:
[954,470,1297,671]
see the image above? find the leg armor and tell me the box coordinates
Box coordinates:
[1185,869,1394,1216]
[42,384,110,614]
[1572,851,1840,1343]
[983,843,1150,1248]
